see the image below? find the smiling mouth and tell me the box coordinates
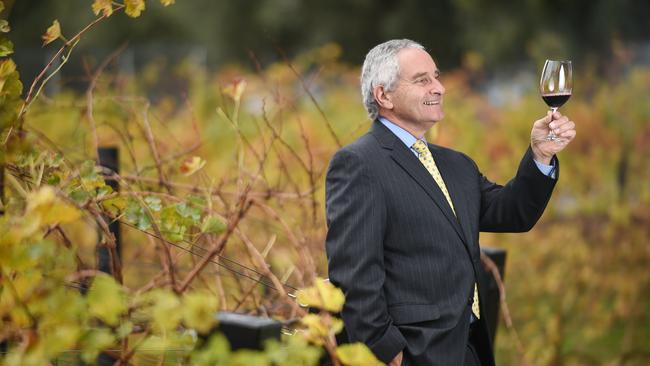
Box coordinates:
[423,100,441,105]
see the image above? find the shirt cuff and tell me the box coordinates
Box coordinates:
[534,159,556,179]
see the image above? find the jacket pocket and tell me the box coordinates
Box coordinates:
[388,303,441,325]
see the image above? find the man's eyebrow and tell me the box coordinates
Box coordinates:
[410,70,441,79]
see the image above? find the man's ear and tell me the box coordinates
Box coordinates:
[373,85,393,110]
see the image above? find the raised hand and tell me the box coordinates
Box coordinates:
[531,111,576,164]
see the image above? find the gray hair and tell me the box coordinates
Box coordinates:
[360,39,425,120]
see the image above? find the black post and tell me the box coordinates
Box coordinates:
[204,312,281,350]
[97,147,121,274]
[479,247,507,348]
[96,147,120,366]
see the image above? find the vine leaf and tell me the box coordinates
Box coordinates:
[0,19,9,33]
[180,156,206,176]
[201,215,226,234]
[87,274,128,326]
[125,0,145,18]
[182,290,218,334]
[336,343,384,366]
[42,20,61,46]
[296,278,345,312]
[0,37,12,56]
[26,186,81,225]
[91,0,113,17]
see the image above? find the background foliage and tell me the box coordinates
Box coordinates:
[1,1,650,365]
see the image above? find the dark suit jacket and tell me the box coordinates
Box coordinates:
[325,120,557,365]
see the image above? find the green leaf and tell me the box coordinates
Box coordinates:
[116,321,133,339]
[138,289,182,333]
[96,184,113,198]
[176,202,201,223]
[160,0,175,6]
[69,188,91,205]
[190,333,231,366]
[0,37,13,57]
[79,328,116,364]
[186,194,207,209]
[201,215,226,234]
[137,211,152,231]
[182,290,218,334]
[80,160,97,179]
[145,196,162,211]
[125,198,151,231]
[87,274,127,326]
[264,337,322,366]
[0,20,9,33]
[336,343,384,366]
[230,350,270,366]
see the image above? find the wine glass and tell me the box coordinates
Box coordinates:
[539,60,572,141]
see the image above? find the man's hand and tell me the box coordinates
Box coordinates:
[388,351,403,366]
[530,111,576,164]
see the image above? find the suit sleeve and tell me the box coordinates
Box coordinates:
[477,147,559,232]
[325,148,407,363]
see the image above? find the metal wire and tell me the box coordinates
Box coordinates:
[118,220,299,295]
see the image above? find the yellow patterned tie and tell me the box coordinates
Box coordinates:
[412,140,480,319]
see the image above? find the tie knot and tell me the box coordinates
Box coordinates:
[412,139,429,155]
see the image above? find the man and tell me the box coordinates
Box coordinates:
[325,39,576,366]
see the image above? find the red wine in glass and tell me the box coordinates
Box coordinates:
[540,60,572,141]
[542,93,571,109]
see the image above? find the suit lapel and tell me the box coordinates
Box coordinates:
[370,121,466,244]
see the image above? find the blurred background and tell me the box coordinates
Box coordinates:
[4,0,650,364]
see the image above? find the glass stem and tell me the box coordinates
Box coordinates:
[547,107,558,141]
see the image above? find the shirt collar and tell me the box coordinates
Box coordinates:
[378,116,425,148]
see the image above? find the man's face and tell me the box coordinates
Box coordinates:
[385,48,445,130]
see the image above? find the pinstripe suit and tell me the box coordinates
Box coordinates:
[325,120,558,365]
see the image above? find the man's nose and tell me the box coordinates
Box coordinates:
[430,79,445,95]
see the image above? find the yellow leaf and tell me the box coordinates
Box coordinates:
[180,156,206,176]
[296,278,345,312]
[0,58,16,78]
[336,343,384,366]
[300,314,328,346]
[42,20,61,46]
[26,186,81,225]
[222,78,247,102]
[125,0,145,18]
[91,0,113,17]
[160,0,175,6]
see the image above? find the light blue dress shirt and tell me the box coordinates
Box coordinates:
[378,117,556,178]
